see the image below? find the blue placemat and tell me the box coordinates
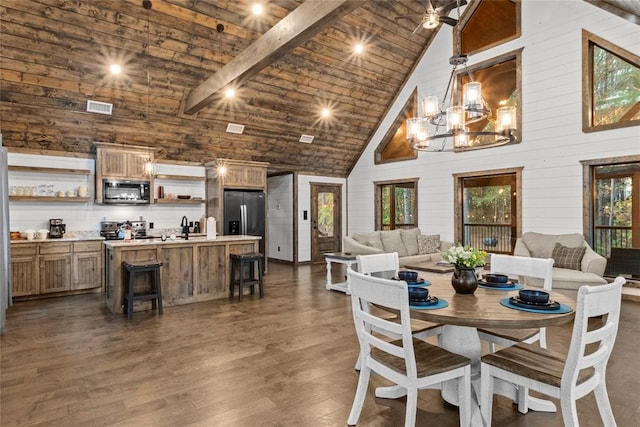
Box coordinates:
[407,279,431,288]
[410,297,448,310]
[479,283,523,291]
[500,297,573,314]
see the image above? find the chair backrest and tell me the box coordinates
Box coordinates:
[356,252,399,279]
[562,277,625,391]
[490,254,554,290]
[347,269,418,378]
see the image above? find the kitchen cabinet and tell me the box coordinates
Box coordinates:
[10,244,38,297]
[94,142,154,203]
[8,165,91,203]
[10,239,103,299]
[72,241,103,290]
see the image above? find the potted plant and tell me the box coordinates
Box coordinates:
[441,244,487,294]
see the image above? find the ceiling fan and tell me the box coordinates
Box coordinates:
[395,0,467,34]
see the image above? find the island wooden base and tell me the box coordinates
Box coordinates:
[104,236,260,314]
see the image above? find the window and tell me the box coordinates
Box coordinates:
[453,168,522,253]
[456,0,520,56]
[582,30,640,132]
[374,89,418,164]
[375,179,418,230]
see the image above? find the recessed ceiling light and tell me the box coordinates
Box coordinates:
[252,3,263,15]
[321,108,331,118]
[225,88,235,98]
[354,43,364,54]
[109,64,121,75]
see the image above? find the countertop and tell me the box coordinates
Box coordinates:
[10,236,104,244]
[103,234,261,248]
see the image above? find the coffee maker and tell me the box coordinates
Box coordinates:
[49,218,66,238]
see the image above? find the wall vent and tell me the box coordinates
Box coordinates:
[87,100,113,115]
[299,134,314,143]
[226,123,245,134]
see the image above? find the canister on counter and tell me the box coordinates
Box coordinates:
[157,185,164,199]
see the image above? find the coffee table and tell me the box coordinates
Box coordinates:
[405,260,455,273]
[324,252,358,294]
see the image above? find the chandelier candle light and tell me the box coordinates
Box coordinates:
[407,52,517,152]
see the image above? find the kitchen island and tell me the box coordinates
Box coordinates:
[103,235,260,314]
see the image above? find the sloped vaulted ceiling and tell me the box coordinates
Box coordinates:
[0,1,637,176]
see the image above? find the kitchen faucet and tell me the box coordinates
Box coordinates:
[181,216,189,240]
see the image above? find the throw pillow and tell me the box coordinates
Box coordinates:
[379,229,408,257]
[551,242,586,271]
[418,234,440,254]
[400,228,421,256]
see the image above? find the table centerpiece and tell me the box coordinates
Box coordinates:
[441,244,487,294]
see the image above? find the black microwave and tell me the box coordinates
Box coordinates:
[102,180,151,204]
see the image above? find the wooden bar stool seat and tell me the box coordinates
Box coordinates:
[122,261,163,320]
[229,253,264,301]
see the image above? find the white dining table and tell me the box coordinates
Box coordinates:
[375,275,575,425]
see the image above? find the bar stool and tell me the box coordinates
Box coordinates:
[122,261,163,320]
[229,253,264,301]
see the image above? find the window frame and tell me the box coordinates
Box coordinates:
[582,29,640,133]
[374,178,419,231]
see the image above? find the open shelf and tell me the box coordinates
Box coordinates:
[9,196,91,202]
[8,165,91,175]
[154,198,205,204]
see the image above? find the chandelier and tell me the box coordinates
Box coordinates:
[407,53,517,152]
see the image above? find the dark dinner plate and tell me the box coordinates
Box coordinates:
[409,296,439,306]
[509,296,560,311]
[478,279,516,288]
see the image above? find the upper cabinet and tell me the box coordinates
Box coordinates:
[94,142,154,204]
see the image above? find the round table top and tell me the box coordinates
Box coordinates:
[410,276,575,329]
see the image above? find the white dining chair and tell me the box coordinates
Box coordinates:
[477,254,555,351]
[480,277,626,426]
[353,253,443,370]
[347,269,471,427]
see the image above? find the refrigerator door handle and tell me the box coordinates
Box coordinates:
[241,205,247,235]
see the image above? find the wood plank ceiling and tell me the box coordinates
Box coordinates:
[1,1,637,176]
[1,0,443,177]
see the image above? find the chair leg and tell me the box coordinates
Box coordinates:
[127,272,134,320]
[517,385,529,414]
[593,382,616,427]
[458,366,471,427]
[155,268,163,315]
[404,388,418,427]
[480,363,494,427]
[560,393,580,427]
[347,365,371,426]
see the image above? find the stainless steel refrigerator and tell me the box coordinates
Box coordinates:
[224,189,265,256]
[1,144,12,331]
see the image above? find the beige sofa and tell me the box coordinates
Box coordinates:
[513,232,607,292]
[343,228,452,267]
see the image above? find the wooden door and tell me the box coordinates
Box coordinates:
[311,183,342,263]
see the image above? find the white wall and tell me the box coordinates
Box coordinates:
[7,153,205,234]
[348,0,640,243]
[297,174,347,263]
[267,174,294,261]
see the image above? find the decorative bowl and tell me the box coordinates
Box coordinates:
[398,270,418,281]
[484,273,509,283]
[177,195,191,200]
[408,287,429,300]
[519,289,550,304]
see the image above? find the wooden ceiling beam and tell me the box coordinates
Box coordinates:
[182,0,362,115]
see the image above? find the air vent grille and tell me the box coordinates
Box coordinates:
[87,100,113,115]
[299,134,314,143]
[226,123,245,134]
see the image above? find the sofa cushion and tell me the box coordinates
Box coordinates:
[521,232,585,258]
[379,229,408,257]
[551,243,586,271]
[400,228,421,255]
[524,268,607,291]
[352,232,383,249]
[418,234,440,254]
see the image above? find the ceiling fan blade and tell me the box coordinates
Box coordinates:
[440,16,458,26]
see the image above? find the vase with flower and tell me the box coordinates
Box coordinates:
[441,244,487,294]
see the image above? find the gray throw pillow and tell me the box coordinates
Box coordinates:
[551,242,586,271]
[418,234,440,254]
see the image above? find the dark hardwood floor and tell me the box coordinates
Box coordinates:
[1,262,639,426]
